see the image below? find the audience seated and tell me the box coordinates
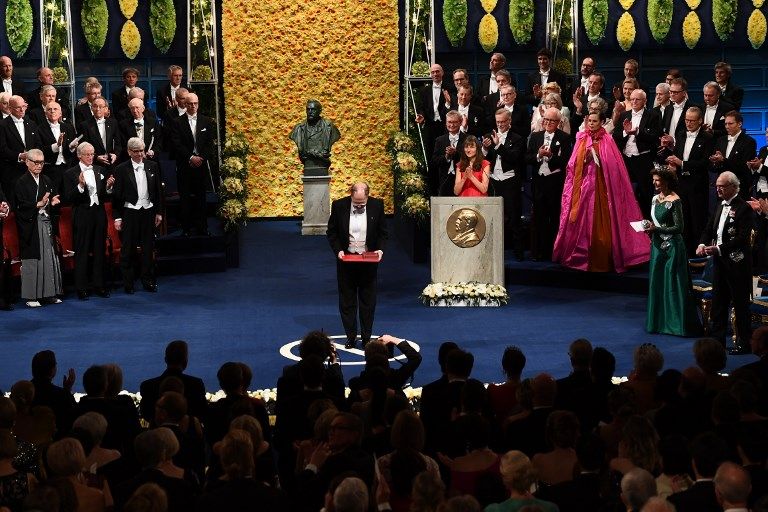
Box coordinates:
[6,315,768,512]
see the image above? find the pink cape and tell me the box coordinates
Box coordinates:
[552,128,650,273]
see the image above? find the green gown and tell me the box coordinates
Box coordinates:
[646,197,703,336]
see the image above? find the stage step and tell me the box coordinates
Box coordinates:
[156,252,228,275]
[155,219,231,275]
[505,257,649,295]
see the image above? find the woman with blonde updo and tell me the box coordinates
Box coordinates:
[485,450,559,512]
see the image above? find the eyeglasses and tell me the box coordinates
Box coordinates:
[715,184,734,189]
[669,89,684,94]
[28,160,44,166]
[542,117,558,123]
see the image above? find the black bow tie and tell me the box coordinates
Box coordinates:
[353,205,366,214]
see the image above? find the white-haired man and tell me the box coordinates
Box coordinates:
[112,137,162,294]
[697,171,754,355]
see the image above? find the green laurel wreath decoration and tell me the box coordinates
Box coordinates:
[583,0,608,45]
[6,0,34,57]
[442,0,467,47]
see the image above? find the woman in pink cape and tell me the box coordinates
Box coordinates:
[553,112,650,272]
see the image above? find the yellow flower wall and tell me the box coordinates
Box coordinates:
[222,0,399,217]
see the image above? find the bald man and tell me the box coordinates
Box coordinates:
[326,182,387,349]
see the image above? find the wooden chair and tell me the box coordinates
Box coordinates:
[2,212,22,277]
[56,206,76,271]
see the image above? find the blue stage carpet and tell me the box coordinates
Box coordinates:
[0,220,755,393]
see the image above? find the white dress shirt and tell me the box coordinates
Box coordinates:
[78,163,99,206]
[126,161,152,210]
[726,131,741,158]
[447,133,459,174]
[348,205,367,253]
[669,102,685,137]
[492,131,514,180]
[623,110,644,157]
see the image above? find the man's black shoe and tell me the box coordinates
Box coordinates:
[0,303,13,311]
[124,286,135,295]
[345,339,356,349]
[77,290,89,300]
[142,281,158,293]
[728,346,751,355]
[95,288,110,298]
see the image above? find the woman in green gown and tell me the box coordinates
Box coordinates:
[645,167,702,336]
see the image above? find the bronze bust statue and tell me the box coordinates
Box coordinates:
[289,100,341,176]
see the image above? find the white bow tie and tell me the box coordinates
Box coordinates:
[134,166,143,172]
[83,166,93,171]
[722,200,731,206]
[728,136,736,142]
[449,135,459,142]
[632,110,643,117]
[96,119,105,124]
[188,116,197,121]
[673,103,683,110]
[13,118,23,124]
[687,132,697,139]
[432,84,441,89]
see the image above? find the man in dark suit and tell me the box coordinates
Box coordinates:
[115,87,157,125]
[477,52,514,104]
[701,81,733,140]
[38,101,78,196]
[27,68,70,113]
[63,142,113,300]
[27,85,65,127]
[415,64,451,169]
[0,56,25,100]
[748,130,768,269]
[709,111,757,199]
[73,81,103,130]
[526,107,572,261]
[611,59,647,101]
[612,89,662,215]
[524,47,567,107]
[326,182,387,349]
[651,82,672,139]
[30,349,76,435]
[155,65,184,123]
[112,137,163,294]
[111,67,139,116]
[715,61,744,111]
[118,98,161,162]
[665,106,714,256]
[658,78,697,160]
[170,92,215,236]
[453,84,484,137]
[667,432,730,512]
[566,56,596,109]
[492,85,530,141]
[484,108,525,259]
[78,98,121,174]
[697,171,754,354]
[0,184,9,310]
[479,70,512,122]
[431,111,465,196]
[138,340,208,424]
[570,72,606,131]
[0,95,42,206]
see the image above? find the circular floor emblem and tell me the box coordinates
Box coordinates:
[279,335,421,366]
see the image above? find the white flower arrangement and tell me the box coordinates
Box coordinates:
[421,282,509,307]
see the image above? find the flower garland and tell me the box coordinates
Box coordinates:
[389,131,429,223]
[421,282,509,307]
[218,133,252,231]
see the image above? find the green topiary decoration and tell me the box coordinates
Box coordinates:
[442,0,467,47]
[648,0,673,43]
[6,0,34,57]
[81,0,108,56]
[583,0,608,45]
[713,0,738,41]
[509,0,534,45]
[150,0,177,53]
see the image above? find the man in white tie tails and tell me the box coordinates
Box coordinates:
[701,81,734,140]
[0,95,41,206]
[430,110,465,196]
[709,111,757,200]
[112,137,162,294]
[665,106,714,255]
[697,171,754,355]
[77,97,120,174]
[63,142,114,300]
[170,93,216,236]
[612,89,661,215]
[0,56,25,99]
[526,107,573,261]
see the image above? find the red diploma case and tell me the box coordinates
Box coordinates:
[341,252,380,262]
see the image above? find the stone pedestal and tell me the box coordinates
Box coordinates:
[430,197,504,285]
[301,175,331,235]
